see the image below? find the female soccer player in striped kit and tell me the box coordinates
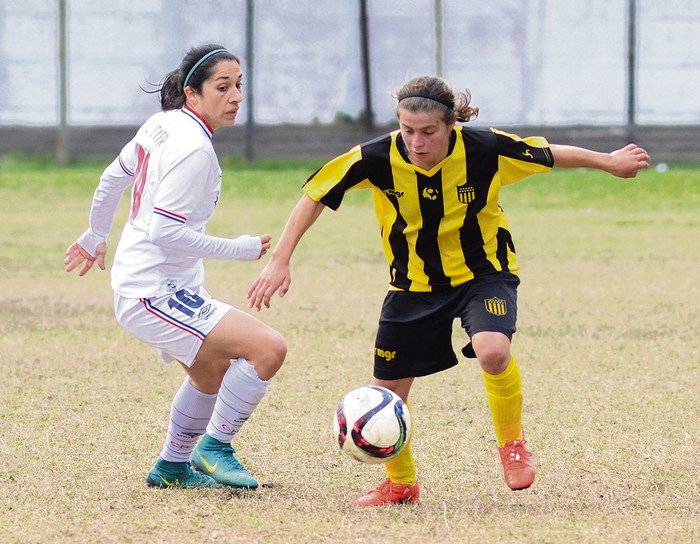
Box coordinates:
[248,75,650,506]
[65,44,286,489]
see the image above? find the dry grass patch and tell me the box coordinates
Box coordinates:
[1,160,698,543]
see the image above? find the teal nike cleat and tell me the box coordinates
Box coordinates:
[147,458,221,488]
[191,434,259,489]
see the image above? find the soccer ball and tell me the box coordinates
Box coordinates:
[333,385,412,464]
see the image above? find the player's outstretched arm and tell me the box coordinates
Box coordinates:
[550,143,650,178]
[247,194,326,310]
[64,241,107,277]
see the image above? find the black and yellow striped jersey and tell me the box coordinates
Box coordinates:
[303,125,553,292]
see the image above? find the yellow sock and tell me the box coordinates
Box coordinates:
[385,401,416,485]
[482,355,523,447]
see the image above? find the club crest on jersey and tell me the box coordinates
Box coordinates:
[484,297,507,316]
[457,184,475,204]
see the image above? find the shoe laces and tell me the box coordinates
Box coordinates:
[369,478,402,497]
[219,444,245,470]
[375,478,412,496]
[374,478,392,494]
[501,438,530,463]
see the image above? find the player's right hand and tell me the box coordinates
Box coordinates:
[247,257,291,311]
[64,241,106,276]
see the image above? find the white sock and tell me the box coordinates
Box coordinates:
[160,378,217,462]
[206,358,270,443]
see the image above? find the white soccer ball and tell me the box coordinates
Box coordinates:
[333,385,412,464]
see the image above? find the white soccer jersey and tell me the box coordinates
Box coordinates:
[77,106,261,298]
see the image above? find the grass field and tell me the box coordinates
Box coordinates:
[1,155,699,543]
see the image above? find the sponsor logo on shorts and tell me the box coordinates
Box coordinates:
[198,304,212,319]
[485,297,507,316]
[201,306,219,320]
[375,347,397,362]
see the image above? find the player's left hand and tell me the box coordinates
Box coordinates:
[609,144,650,178]
[64,241,106,276]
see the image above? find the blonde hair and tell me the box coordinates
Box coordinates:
[395,75,479,124]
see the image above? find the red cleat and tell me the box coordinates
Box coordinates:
[353,478,420,507]
[498,434,535,490]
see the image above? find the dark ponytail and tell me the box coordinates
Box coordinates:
[152,44,240,111]
[158,68,185,111]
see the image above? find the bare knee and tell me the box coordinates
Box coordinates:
[471,332,511,375]
[252,330,287,380]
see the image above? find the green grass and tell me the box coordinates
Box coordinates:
[1,157,699,543]
[505,162,700,209]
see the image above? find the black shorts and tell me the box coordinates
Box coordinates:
[373,273,520,380]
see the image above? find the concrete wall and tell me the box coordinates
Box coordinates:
[1,123,697,163]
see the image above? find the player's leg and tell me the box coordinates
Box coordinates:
[147,375,223,488]
[189,307,286,488]
[193,306,286,381]
[374,378,418,488]
[374,377,415,486]
[149,359,237,489]
[354,290,458,506]
[471,332,535,491]
[374,377,417,488]
[462,273,534,490]
[352,377,420,507]
[472,330,522,444]
[117,290,285,488]
[113,293,227,488]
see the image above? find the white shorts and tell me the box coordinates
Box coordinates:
[114,286,232,366]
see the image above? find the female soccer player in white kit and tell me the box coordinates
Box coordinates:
[65,44,286,489]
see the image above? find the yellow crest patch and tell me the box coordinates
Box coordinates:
[457,184,475,204]
[484,297,507,316]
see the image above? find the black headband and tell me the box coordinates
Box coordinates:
[399,93,453,110]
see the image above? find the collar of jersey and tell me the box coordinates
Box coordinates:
[181,105,214,139]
